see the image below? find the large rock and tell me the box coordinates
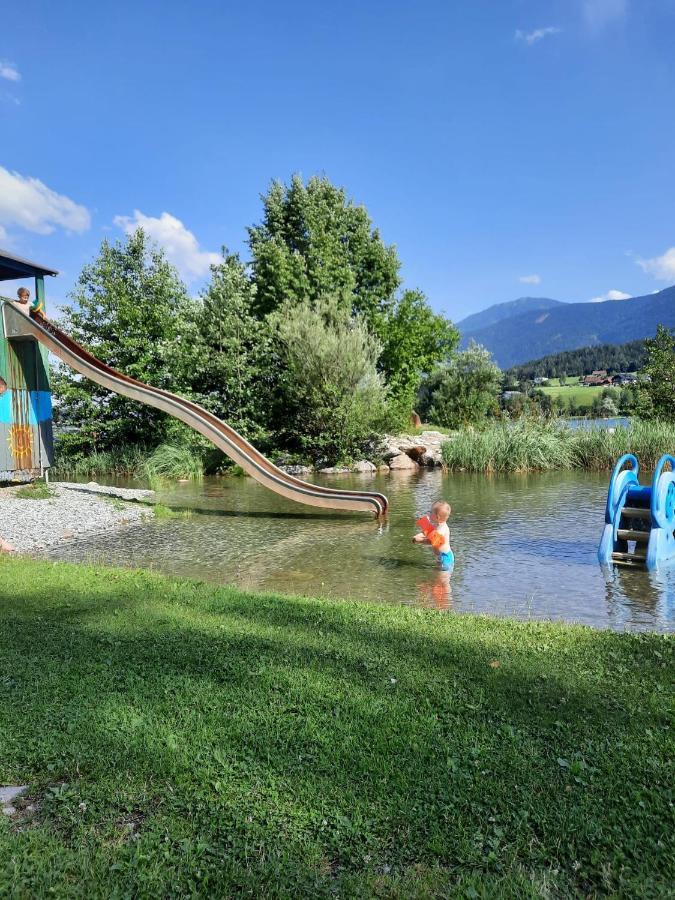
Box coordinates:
[280,464,313,475]
[420,450,443,467]
[380,442,403,461]
[353,460,376,473]
[389,452,419,471]
[395,437,425,452]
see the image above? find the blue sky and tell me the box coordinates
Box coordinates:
[1,0,674,321]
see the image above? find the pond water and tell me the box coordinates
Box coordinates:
[45,470,675,633]
[565,417,630,430]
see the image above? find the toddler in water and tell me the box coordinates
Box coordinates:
[412,500,454,571]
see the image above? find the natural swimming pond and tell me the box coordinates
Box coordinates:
[46,470,675,633]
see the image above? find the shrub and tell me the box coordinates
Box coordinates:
[418,342,502,428]
[271,297,395,462]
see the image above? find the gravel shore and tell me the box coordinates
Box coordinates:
[0,483,154,553]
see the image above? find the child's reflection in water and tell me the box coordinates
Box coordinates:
[417,568,453,611]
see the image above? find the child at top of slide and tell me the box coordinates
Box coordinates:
[413,500,454,571]
[14,287,31,314]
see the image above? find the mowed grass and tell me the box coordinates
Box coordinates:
[0,558,673,898]
[540,384,608,407]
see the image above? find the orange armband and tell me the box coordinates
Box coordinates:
[416,516,445,551]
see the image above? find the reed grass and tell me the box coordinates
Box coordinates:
[143,443,204,482]
[441,419,675,473]
[51,445,148,479]
[52,442,205,483]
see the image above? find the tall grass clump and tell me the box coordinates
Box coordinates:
[143,443,204,483]
[572,420,675,470]
[52,445,148,479]
[441,419,675,472]
[442,419,575,473]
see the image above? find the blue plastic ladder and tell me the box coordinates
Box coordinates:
[598,454,675,570]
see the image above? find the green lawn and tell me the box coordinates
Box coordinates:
[0,558,672,897]
[540,384,609,407]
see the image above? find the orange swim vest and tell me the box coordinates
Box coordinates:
[416,516,446,551]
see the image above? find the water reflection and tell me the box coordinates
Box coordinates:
[45,470,675,633]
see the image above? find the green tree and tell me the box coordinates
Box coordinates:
[248,175,401,330]
[638,325,675,421]
[418,342,502,428]
[189,251,275,443]
[53,230,195,451]
[378,289,460,411]
[271,297,393,462]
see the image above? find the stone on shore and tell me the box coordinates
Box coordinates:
[380,443,403,461]
[379,431,447,468]
[1,786,27,817]
[389,452,419,470]
[353,460,376,473]
[279,464,313,475]
[318,466,352,475]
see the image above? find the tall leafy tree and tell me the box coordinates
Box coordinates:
[378,289,460,410]
[53,229,196,450]
[248,175,457,412]
[247,175,401,330]
[189,251,275,442]
[638,324,675,421]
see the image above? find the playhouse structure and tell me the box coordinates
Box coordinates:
[0,250,56,482]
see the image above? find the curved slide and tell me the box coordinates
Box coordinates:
[2,302,388,516]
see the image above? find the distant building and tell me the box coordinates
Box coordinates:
[582,369,613,386]
[533,376,549,385]
[612,372,638,386]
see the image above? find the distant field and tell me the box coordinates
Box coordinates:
[540,384,610,407]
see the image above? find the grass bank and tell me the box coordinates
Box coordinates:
[442,419,675,473]
[1,558,672,897]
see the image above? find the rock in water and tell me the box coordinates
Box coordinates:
[389,453,419,470]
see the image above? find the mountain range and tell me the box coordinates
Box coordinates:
[457,286,675,368]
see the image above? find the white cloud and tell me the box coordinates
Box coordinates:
[114,210,220,281]
[519,274,541,285]
[515,26,561,46]
[583,0,628,29]
[589,289,632,302]
[0,166,91,236]
[0,60,20,82]
[637,247,675,282]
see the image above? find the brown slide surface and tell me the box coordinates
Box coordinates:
[2,302,388,515]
